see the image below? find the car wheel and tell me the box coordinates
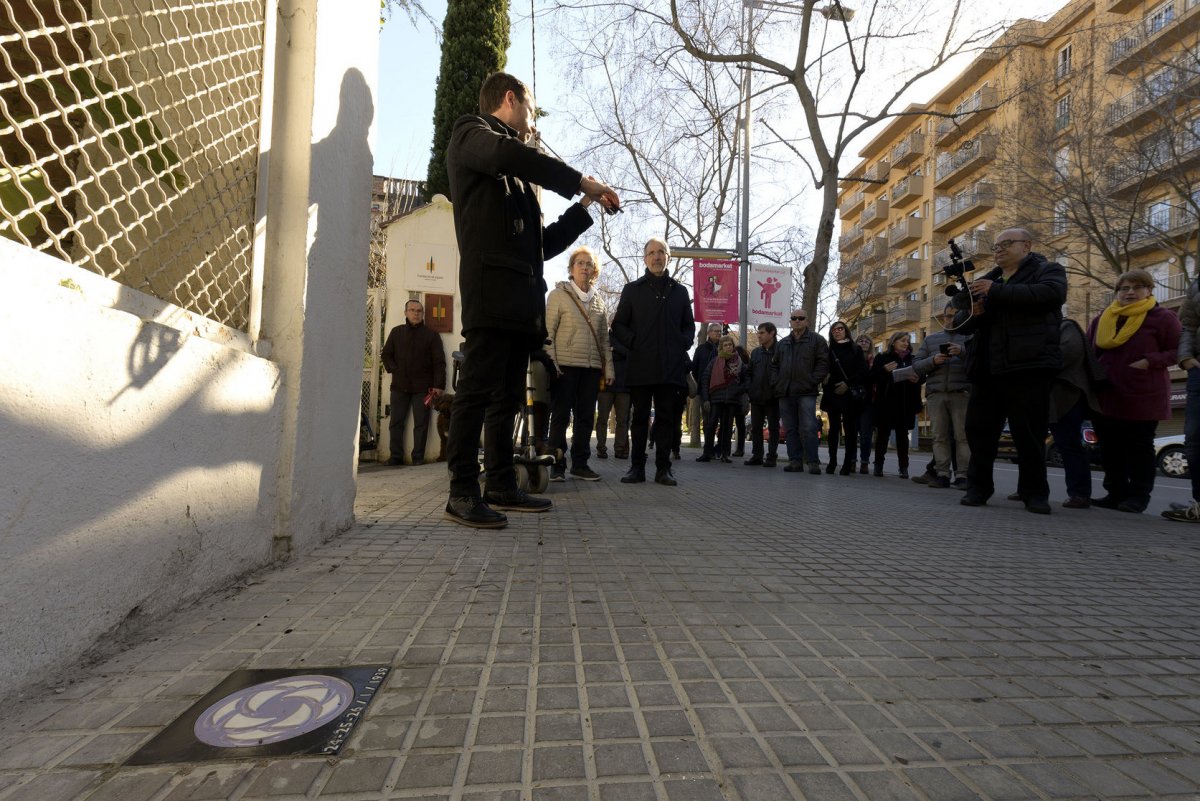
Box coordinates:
[1158,445,1190,479]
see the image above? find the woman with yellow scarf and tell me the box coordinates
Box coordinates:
[1086,269,1181,513]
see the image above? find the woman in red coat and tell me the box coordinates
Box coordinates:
[1087,269,1182,513]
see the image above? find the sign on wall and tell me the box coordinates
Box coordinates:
[404,243,457,293]
[424,293,454,334]
[747,262,792,329]
[692,258,740,323]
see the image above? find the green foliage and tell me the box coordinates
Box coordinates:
[425,0,510,200]
[1,67,185,244]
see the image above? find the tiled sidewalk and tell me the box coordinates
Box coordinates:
[3,454,1200,800]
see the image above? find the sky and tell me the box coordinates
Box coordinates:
[375,0,1060,286]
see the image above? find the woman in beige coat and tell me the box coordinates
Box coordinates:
[545,246,615,481]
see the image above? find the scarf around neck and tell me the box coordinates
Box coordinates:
[1096,295,1156,349]
[569,280,596,306]
[709,350,742,393]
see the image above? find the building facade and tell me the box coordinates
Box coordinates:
[836,0,1200,397]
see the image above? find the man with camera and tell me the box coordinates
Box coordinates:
[951,228,1067,514]
[912,303,971,489]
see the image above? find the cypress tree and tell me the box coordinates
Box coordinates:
[425,0,509,200]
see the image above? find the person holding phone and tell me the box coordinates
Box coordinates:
[912,303,972,488]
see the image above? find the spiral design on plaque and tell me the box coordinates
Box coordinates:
[193,675,355,747]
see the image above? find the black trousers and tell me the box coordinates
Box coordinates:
[1093,415,1158,506]
[548,366,601,467]
[826,406,859,468]
[389,390,431,462]
[965,372,1053,501]
[630,384,679,471]
[445,329,528,498]
[750,400,780,458]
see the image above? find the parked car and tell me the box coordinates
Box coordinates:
[1155,434,1190,479]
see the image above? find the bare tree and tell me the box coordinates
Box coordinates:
[661,0,1009,321]
[544,0,812,326]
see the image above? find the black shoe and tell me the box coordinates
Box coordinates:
[549,465,566,482]
[695,454,712,462]
[960,493,989,507]
[671,450,681,460]
[620,465,646,483]
[1006,492,1023,502]
[614,449,629,460]
[898,470,909,479]
[719,456,732,463]
[808,463,822,475]
[859,462,870,474]
[763,455,777,468]
[911,471,934,485]
[1025,497,1052,515]
[444,497,508,528]
[927,475,951,489]
[744,456,763,466]
[872,466,883,477]
[570,465,601,481]
[825,462,836,474]
[839,463,852,476]
[783,461,803,472]
[732,449,744,457]
[952,477,968,490]
[654,467,678,486]
[483,489,553,513]
[596,447,608,459]
[387,456,405,466]
[1093,495,1122,509]
[1117,499,1147,513]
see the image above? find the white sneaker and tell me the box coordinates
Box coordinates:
[1161,501,1200,522]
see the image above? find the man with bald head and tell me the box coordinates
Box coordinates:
[952,227,1067,514]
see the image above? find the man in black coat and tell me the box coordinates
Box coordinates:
[381,299,446,466]
[691,322,722,461]
[611,238,695,486]
[952,227,1067,514]
[443,72,618,529]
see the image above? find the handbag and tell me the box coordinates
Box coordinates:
[563,287,610,390]
[829,348,865,402]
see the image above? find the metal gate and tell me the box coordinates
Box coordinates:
[360,288,386,460]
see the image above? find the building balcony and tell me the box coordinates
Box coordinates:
[933,230,993,267]
[936,86,1000,146]
[935,134,998,189]
[888,217,923,247]
[1124,204,1199,255]
[863,160,892,184]
[836,296,858,317]
[887,300,924,326]
[891,132,926,169]
[839,189,865,217]
[863,313,887,336]
[1107,134,1200,198]
[934,134,997,190]
[890,174,925,208]
[1108,0,1141,12]
[933,184,996,232]
[838,224,864,252]
[887,257,925,288]
[1104,65,1200,134]
[860,197,890,229]
[860,235,889,264]
[1107,0,1200,74]
[837,262,861,284]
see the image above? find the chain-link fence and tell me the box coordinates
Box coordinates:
[0,0,267,330]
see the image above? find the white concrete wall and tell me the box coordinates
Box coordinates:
[0,0,379,698]
[379,198,461,462]
[0,245,283,697]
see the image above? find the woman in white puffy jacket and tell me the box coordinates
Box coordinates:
[545,246,616,481]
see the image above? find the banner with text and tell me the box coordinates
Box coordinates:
[747,262,792,329]
[692,258,740,324]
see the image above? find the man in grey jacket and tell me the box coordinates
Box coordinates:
[912,304,971,488]
[773,309,830,473]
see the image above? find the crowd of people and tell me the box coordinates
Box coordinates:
[429,70,1197,530]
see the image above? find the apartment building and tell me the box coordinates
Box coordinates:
[836,0,1200,376]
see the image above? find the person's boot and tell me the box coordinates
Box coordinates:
[825,460,836,474]
[596,445,608,459]
[444,496,508,528]
[620,463,647,483]
[654,466,678,486]
[859,461,869,474]
[744,454,763,466]
[839,462,852,476]
[763,454,777,468]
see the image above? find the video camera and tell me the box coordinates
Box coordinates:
[941,239,974,298]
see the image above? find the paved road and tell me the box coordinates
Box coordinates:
[3,448,1199,801]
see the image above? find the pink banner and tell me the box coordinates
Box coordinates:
[692,258,740,323]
